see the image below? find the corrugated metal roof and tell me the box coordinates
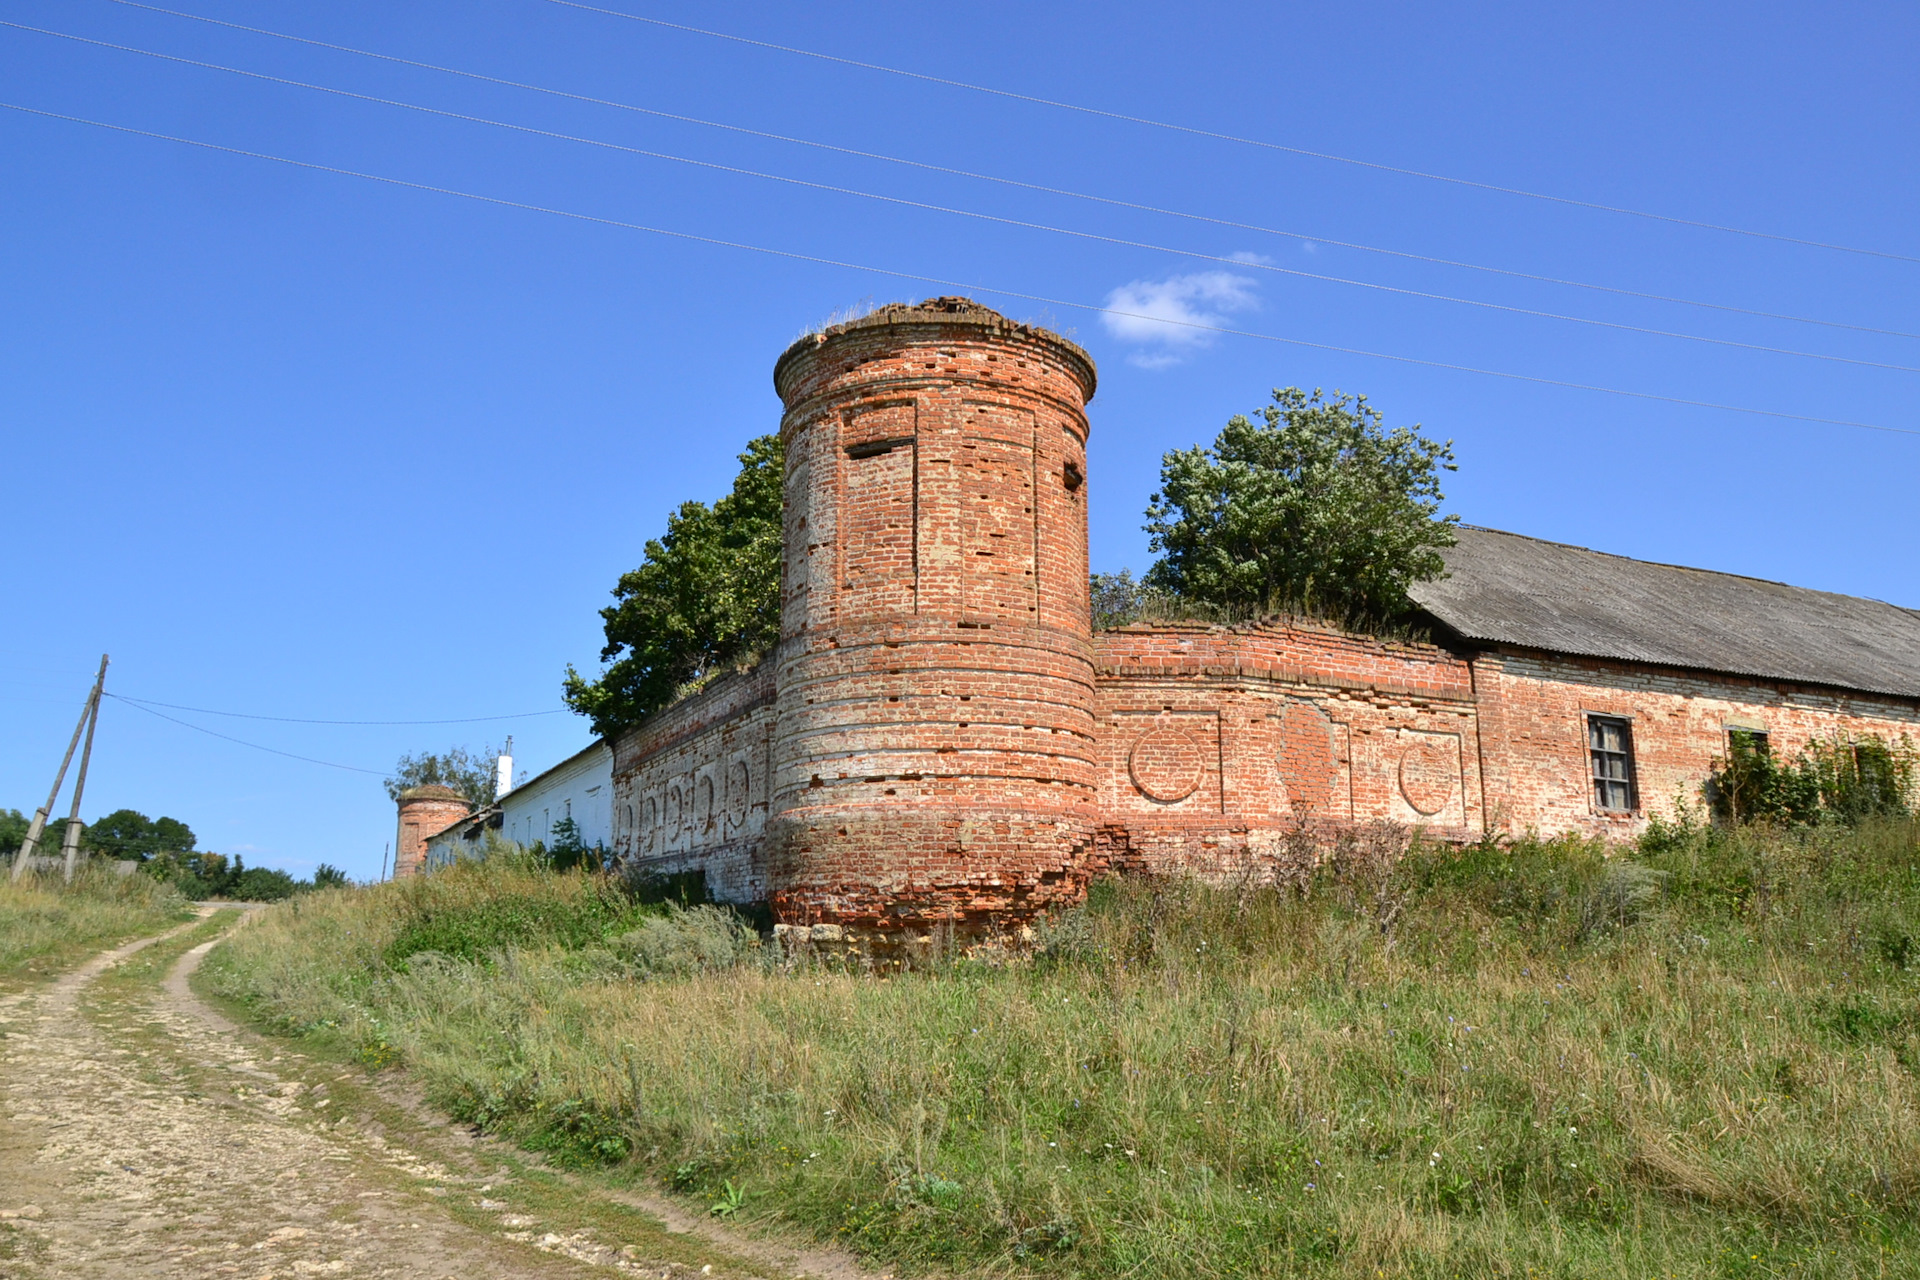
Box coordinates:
[1409,527,1920,699]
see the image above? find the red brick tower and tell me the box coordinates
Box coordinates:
[392,784,470,878]
[768,298,1099,937]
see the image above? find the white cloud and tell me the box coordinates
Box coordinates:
[1226,249,1273,265]
[1101,270,1259,368]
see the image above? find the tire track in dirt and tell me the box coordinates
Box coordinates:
[0,912,682,1278]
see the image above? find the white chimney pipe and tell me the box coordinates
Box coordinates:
[496,736,513,800]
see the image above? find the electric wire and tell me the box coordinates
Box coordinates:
[541,0,1920,266]
[5,100,1913,439]
[109,692,566,726]
[105,693,390,775]
[15,21,1917,376]
[95,0,1920,342]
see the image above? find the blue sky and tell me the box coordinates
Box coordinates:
[2,0,1914,880]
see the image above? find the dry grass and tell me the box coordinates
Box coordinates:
[0,864,191,985]
[203,821,1920,1277]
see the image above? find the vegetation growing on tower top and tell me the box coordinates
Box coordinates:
[1140,387,1457,628]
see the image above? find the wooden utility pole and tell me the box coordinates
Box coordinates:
[59,671,107,884]
[11,655,109,883]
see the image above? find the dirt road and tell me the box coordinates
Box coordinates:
[0,910,881,1280]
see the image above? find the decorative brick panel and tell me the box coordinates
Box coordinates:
[599,297,1920,937]
[765,299,1099,937]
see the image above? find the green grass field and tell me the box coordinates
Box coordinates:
[0,865,192,986]
[201,820,1920,1278]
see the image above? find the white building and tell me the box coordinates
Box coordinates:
[424,740,612,867]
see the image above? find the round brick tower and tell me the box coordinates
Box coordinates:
[768,298,1099,938]
[393,784,470,878]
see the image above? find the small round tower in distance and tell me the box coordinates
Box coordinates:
[769,298,1099,938]
[393,784,470,878]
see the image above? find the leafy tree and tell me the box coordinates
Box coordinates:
[385,747,496,811]
[565,434,784,738]
[230,866,298,901]
[86,809,197,861]
[312,863,350,889]
[144,849,239,899]
[1143,387,1457,624]
[0,809,27,855]
[1090,570,1148,630]
[545,816,604,873]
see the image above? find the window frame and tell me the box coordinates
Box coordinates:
[1585,713,1639,814]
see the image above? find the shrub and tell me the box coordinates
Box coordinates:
[1709,731,1914,826]
[614,905,758,978]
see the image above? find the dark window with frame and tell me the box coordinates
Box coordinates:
[1587,715,1637,812]
[1727,727,1770,757]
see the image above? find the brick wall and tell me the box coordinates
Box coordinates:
[393,786,470,879]
[610,662,775,904]
[1474,649,1920,837]
[599,296,1920,934]
[1091,621,1485,877]
[763,298,1101,938]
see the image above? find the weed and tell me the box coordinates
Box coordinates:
[709,1180,747,1219]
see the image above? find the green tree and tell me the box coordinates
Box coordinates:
[385,747,496,811]
[311,863,350,889]
[229,866,298,901]
[0,809,27,855]
[86,809,197,861]
[1143,387,1457,623]
[564,434,784,738]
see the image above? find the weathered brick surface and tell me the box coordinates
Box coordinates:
[1473,649,1920,837]
[393,786,470,879]
[762,299,1100,937]
[603,297,1920,933]
[610,663,776,903]
[1091,622,1484,875]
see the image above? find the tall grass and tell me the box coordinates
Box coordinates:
[0,865,192,981]
[204,821,1920,1277]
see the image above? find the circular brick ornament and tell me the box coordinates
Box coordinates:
[697,776,715,829]
[1398,738,1457,815]
[1129,726,1206,803]
[727,760,751,823]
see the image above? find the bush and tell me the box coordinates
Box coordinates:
[383,864,651,969]
[614,905,758,978]
[1709,731,1914,826]
[231,867,299,901]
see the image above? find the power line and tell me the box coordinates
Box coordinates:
[97,0,1920,343]
[17,21,1916,377]
[105,693,390,775]
[3,101,1913,438]
[542,0,1920,267]
[109,692,566,725]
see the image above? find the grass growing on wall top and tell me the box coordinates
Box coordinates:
[203,821,1920,1278]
